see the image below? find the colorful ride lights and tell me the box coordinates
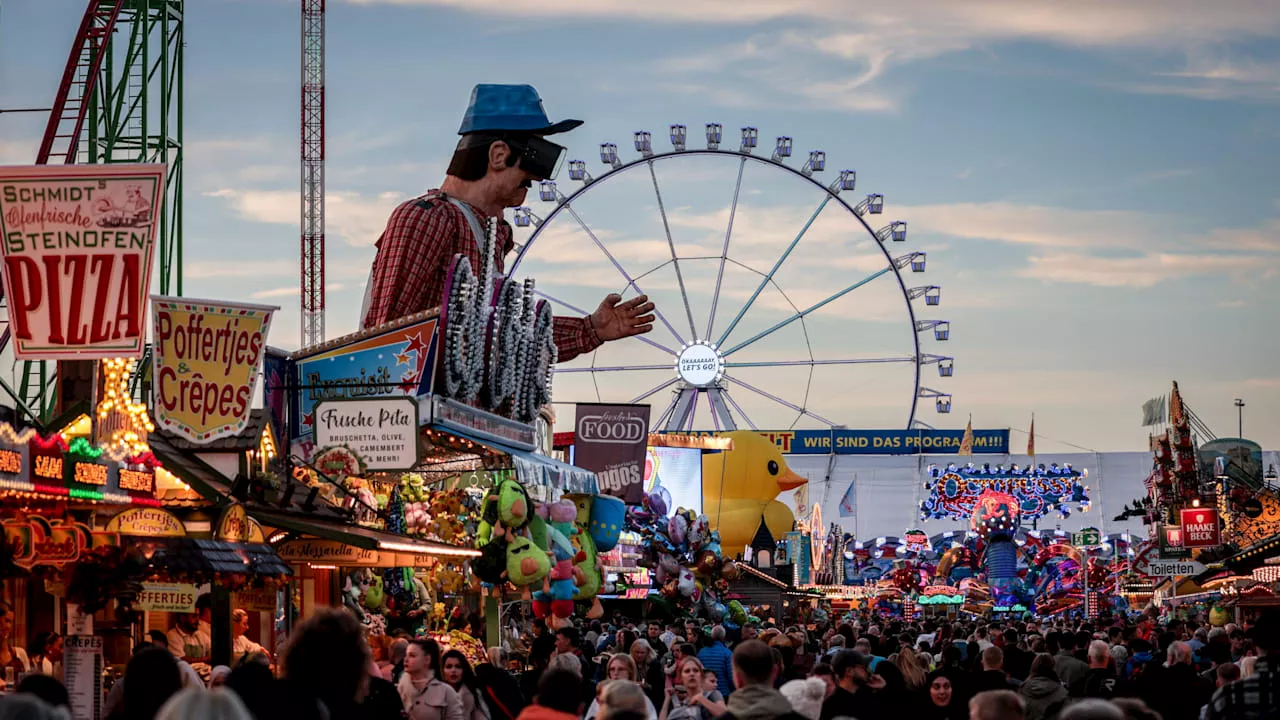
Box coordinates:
[928,462,1084,477]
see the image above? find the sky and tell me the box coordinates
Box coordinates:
[1,0,1278,453]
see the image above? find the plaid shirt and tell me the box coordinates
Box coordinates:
[362,191,602,362]
[1206,658,1280,720]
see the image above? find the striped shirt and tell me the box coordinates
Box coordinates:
[1206,658,1280,720]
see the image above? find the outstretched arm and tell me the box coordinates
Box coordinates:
[553,294,655,363]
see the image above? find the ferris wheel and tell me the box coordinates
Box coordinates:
[509,124,954,432]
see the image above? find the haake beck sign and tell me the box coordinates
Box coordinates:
[1180,508,1221,548]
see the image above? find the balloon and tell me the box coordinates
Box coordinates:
[694,549,720,577]
[720,561,741,581]
[647,489,671,517]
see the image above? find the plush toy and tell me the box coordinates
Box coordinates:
[342,574,366,621]
[364,574,385,611]
[539,499,582,561]
[504,535,551,587]
[478,476,533,546]
[727,600,748,625]
[472,536,510,585]
[571,521,604,619]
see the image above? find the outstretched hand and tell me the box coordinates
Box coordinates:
[590,293,656,342]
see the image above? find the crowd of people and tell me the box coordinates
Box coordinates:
[0,604,1276,720]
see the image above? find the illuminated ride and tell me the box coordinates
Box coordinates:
[507,126,953,431]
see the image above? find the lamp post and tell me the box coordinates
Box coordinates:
[1234,398,1245,438]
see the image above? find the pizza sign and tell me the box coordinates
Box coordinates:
[1180,508,1221,548]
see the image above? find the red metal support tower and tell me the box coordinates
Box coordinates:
[301,0,326,347]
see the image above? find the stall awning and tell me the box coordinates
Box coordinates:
[251,509,479,559]
[143,538,292,577]
[440,426,598,496]
[1224,532,1280,574]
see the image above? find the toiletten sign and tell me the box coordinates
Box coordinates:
[314,398,419,471]
[1179,508,1221,548]
[0,164,164,359]
[151,296,276,443]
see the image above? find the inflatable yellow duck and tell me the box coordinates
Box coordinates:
[702,430,807,558]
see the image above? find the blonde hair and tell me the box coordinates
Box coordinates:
[156,688,253,720]
[607,653,639,681]
[896,646,929,691]
[600,680,648,719]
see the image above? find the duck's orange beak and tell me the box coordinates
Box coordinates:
[777,468,806,491]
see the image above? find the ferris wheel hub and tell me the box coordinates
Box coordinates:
[675,342,724,388]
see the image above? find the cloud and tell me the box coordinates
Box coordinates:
[1218,299,1248,308]
[184,259,299,279]
[1019,251,1266,287]
[205,188,406,247]
[899,201,1161,250]
[250,283,347,300]
[0,139,37,165]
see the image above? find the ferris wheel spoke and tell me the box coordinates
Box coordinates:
[652,391,681,431]
[724,357,916,369]
[648,162,699,339]
[721,265,894,357]
[630,376,680,405]
[534,290,678,356]
[561,202,688,345]
[721,387,758,430]
[724,373,839,427]
[706,156,747,341]
[715,194,832,348]
[555,364,673,373]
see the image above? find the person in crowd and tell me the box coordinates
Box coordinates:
[780,677,829,720]
[514,668,585,720]
[809,664,836,698]
[280,607,375,720]
[167,611,210,664]
[1199,663,1240,720]
[646,625,670,661]
[973,645,1019,693]
[155,687,253,720]
[1070,641,1121,700]
[556,627,597,681]
[230,610,266,662]
[442,648,491,720]
[15,673,69,710]
[363,644,409,720]
[585,655,658,720]
[898,644,933,692]
[111,646,184,720]
[923,669,966,720]
[596,680,656,720]
[698,626,735,697]
[660,655,723,720]
[1054,635,1089,689]
[0,694,65,720]
[0,603,30,680]
[210,665,233,688]
[1206,609,1279,720]
[1018,654,1068,720]
[1059,699,1124,720]
[629,640,666,711]
[820,649,883,720]
[970,690,1025,720]
[1236,655,1257,679]
[666,644,698,691]
[1112,698,1163,720]
[477,647,527,720]
[25,632,61,676]
[1138,641,1212,720]
[397,638,464,720]
[713,640,802,720]
[385,637,410,682]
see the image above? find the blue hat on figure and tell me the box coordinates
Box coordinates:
[458,84,583,136]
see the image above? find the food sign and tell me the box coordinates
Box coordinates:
[0,164,164,358]
[151,296,276,443]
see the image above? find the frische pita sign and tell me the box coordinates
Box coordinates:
[0,164,164,359]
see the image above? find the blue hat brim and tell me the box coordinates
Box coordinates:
[460,118,583,136]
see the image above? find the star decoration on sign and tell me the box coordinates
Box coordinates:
[302,412,314,427]
[395,350,413,366]
[404,332,430,361]
[399,370,421,393]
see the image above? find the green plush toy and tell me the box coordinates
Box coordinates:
[364,574,385,611]
[478,476,534,547]
[505,534,551,587]
[572,525,604,618]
